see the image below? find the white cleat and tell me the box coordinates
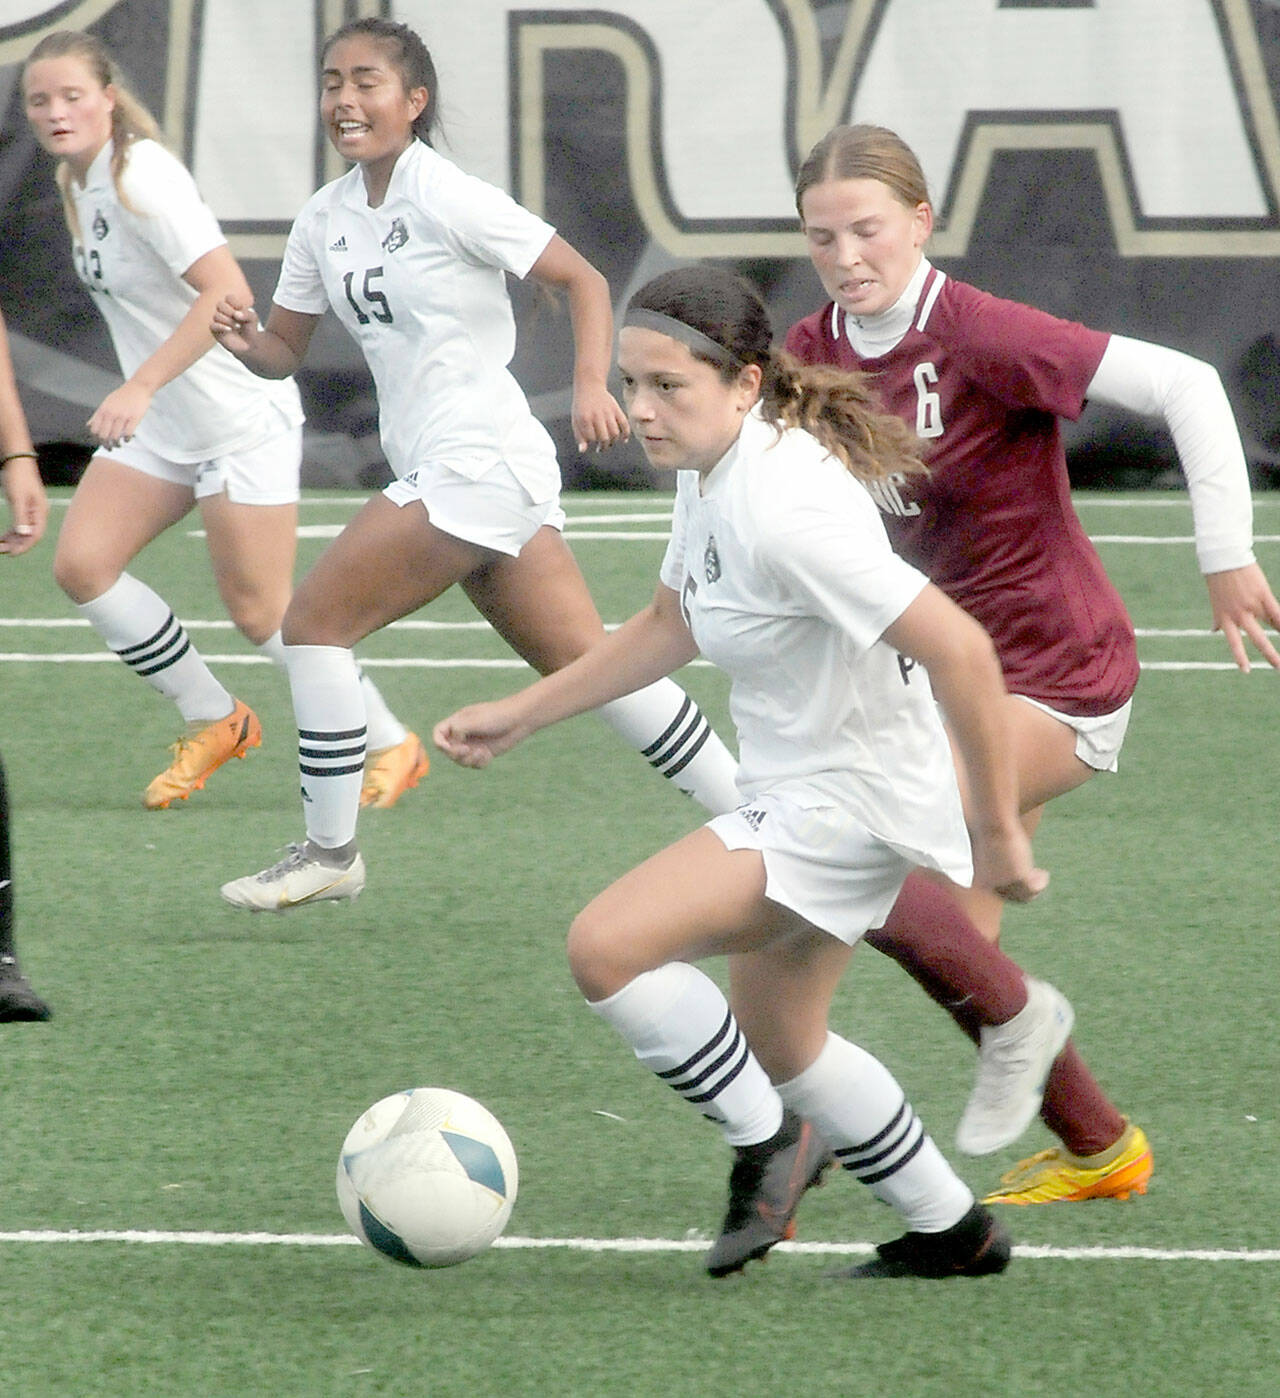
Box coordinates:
[956,977,1075,1156]
[220,843,366,912]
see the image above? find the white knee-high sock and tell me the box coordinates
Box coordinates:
[596,678,739,815]
[589,962,782,1146]
[284,644,366,849]
[257,630,287,667]
[358,667,408,753]
[777,1031,973,1233]
[260,634,405,756]
[79,573,232,723]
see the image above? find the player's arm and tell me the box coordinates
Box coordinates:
[434,583,696,767]
[526,234,629,453]
[1087,335,1280,670]
[0,305,49,555]
[87,245,252,449]
[211,298,318,380]
[882,584,1048,903]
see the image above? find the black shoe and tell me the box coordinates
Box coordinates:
[705,1109,832,1277]
[831,1202,1011,1280]
[0,955,52,1022]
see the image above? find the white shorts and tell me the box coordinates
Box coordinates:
[1015,695,1133,773]
[383,458,565,557]
[95,419,302,506]
[707,793,914,945]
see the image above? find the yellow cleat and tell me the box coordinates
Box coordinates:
[983,1121,1152,1205]
[360,731,430,809]
[144,700,262,809]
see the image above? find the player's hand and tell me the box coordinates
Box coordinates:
[433,700,530,768]
[1205,563,1280,672]
[0,456,49,555]
[970,823,1049,904]
[572,381,630,454]
[87,381,153,449]
[211,293,260,357]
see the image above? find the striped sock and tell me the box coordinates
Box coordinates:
[589,962,782,1146]
[777,1031,972,1233]
[596,678,739,814]
[284,645,366,850]
[78,573,231,722]
[358,667,408,754]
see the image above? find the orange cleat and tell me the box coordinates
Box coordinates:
[144,699,262,809]
[360,731,430,809]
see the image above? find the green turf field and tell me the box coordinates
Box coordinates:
[2,491,1278,1396]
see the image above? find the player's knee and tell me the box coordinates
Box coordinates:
[566,909,624,1002]
[52,544,116,605]
[279,593,329,647]
[224,593,287,647]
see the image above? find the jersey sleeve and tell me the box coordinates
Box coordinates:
[755,457,929,649]
[425,161,556,279]
[116,141,225,277]
[933,282,1109,419]
[272,200,331,316]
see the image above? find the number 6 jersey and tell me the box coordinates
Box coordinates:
[785,261,1139,718]
[273,139,560,502]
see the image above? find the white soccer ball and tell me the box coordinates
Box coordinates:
[336,1087,518,1268]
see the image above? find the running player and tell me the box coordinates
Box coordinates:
[22,30,425,813]
[216,18,740,911]
[436,265,1046,1279]
[778,123,1280,1204]
[1,302,52,1020]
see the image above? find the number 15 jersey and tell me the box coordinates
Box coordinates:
[273,139,560,502]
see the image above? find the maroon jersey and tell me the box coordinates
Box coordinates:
[785,269,1138,716]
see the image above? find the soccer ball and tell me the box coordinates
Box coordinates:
[336,1087,518,1268]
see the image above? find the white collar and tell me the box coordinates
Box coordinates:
[838,257,932,358]
[341,138,428,210]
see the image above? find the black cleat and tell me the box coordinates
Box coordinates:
[831,1202,1011,1280]
[0,955,51,1022]
[706,1109,832,1277]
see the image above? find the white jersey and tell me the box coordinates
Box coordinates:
[67,139,302,462]
[273,140,560,501]
[660,410,972,882]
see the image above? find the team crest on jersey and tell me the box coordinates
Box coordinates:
[92,209,109,241]
[382,218,409,254]
[704,535,721,583]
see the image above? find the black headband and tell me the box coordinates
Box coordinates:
[622,308,745,369]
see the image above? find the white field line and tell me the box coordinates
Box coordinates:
[0,621,1244,637]
[44,496,1280,513]
[4,653,1273,673]
[1,1229,1277,1262]
[188,526,1280,543]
